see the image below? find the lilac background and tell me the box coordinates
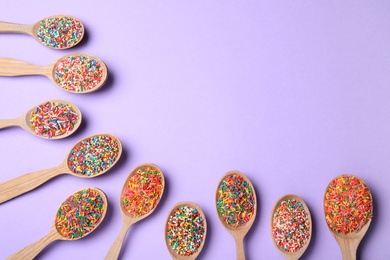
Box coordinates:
[1,1,390,259]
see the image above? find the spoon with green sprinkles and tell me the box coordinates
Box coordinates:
[0,134,122,204]
[6,187,107,260]
[0,52,108,93]
[0,15,84,49]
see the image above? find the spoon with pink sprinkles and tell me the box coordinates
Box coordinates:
[0,15,84,49]
[0,52,107,93]
[0,99,81,139]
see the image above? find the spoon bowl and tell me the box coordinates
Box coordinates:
[105,163,165,260]
[6,187,107,260]
[216,170,257,260]
[165,202,207,260]
[0,99,82,139]
[0,134,122,203]
[0,53,108,93]
[0,15,84,49]
[270,194,312,260]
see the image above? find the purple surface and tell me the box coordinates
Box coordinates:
[1,1,390,259]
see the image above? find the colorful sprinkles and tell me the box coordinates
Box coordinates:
[54,54,104,93]
[122,165,164,217]
[67,135,120,176]
[217,174,255,228]
[324,175,373,234]
[166,205,206,256]
[37,16,83,49]
[272,199,311,253]
[55,188,106,239]
[29,101,79,138]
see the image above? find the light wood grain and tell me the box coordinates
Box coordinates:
[0,22,33,35]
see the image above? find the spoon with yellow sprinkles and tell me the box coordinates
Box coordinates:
[6,187,107,260]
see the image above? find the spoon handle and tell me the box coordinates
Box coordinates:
[0,164,67,203]
[0,22,33,35]
[6,229,59,260]
[105,218,134,260]
[0,117,23,129]
[336,237,359,260]
[234,236,246,260]
[0,58,51,77]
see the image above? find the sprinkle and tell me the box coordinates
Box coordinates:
[29,101,79,138]
[67,135,120,176]
[121,165,164,217]
[217,174,255,228]
[324,175,373,234]
[166,205,205,256]
[37,16,83,49]
[272,199,311,253]
[54,54,104,93]
[55,188,105,239]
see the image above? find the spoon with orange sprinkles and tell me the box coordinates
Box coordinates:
[6,187,107,260]
[105,163,165,259]
[324,174,373,260]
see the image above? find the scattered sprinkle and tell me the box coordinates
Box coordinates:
[37,16,83,49]
[55,188,105,239]
[122,165,164,217]
[324,175,373,234]
[67,135,120,176]
[166,205,205,256]
[29,101,79,138]
[54,54,104,93]
[217,174,255,228]
[272,199,311,252]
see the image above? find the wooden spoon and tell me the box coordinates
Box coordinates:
[0,134,122,203]
[270,194,312,260]
[324,174,373,260]
[165,202,207,260]
[215,170,257,260]
[0,99,82,139]
[105,163,165,260]
[0,15,84,49]
[0,52,108,93]
[6,187,107,260]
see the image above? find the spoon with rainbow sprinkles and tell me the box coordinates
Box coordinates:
[216,170,257,260]
[165,202,207,260]
[0,15,84,49]
[7,187,107,259]
[0,134,122,204]
[324,174,373,260]
[0,53,107,93]
[0,99,81,139]
[270,194,312,260]
[105,163,165,260]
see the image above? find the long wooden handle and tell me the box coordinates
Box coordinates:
[337,239,358,260]
[105,218,134,260]
[6,229,59,260]
[0,164,67,203]
[0,22,33,35]
[0,58,52,77]
[234,236,246,260]
[0,117,22,129]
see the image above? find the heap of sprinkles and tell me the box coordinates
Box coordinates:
[166,205,205,256]
[68,135,120,176]
[29,101,79,138]
[37,16,83,49]
[272,199,311,253]
[54,54,104,93]
[55,188,105,239]
[324,175,373,234]
[122,165,164,217]
[217,174,255,228]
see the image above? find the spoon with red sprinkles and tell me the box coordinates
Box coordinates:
[0,15,84,49]
[105,163,165,259]
[216,170,257,260]
[0,52,108,93]
[270,194,312,260]
[0,99,81,139]
[7,187,107,259]
[324,174,373,260]
[0,134,122,203]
